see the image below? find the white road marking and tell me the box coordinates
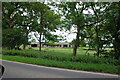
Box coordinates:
[0,59,118,77]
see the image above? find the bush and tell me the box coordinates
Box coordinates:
[2,28,27,49]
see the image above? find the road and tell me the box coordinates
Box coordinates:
[1,60,118,78]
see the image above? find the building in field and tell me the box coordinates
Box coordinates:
[30,42,73,47]
[55,42,73,47]
[30,42,42,47]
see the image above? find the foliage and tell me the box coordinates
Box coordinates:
[31,2,61,51]
[43,32,60,42]
[2,2,35,50]
[2,28,27,49]
[71,39,86,47]
[30,39,36,43]
[2,2,61,50]
[104,2,120,59]
[55,2,107,56]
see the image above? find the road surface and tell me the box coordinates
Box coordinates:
[0,60,118,78]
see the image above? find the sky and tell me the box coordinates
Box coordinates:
[51,27,77,42]
[29,27,77,42]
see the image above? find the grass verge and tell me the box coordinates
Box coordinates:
[2,49,119,65]
[2,55,119,74]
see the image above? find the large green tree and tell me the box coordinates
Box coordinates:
[2,2,28,49]
[104,2,120,59]
[32,2,61,51]
[57,2,101,56]
[2,2,39,50]
[90,3,109,56]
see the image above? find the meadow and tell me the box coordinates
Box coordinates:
[32,47,96,56]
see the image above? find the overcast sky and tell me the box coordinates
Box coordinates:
[51,27,77,42]
[29,27,77,42]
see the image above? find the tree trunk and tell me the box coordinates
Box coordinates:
[95,25,100,57]
[23,27,28,50]
[73,27,80,56]
[91,5,100,57]
[113,34,120,59]
[23,44,26,50]
[39,33,42,51]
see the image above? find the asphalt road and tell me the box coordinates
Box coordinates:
[1,60,118,78]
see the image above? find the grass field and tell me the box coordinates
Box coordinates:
[32,47,96,56]
[2,47,119,74]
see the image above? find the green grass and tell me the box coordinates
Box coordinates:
[2,49,118,65]
[2,47,119,74]
[0,54,2,59]
[2,55,119,74]
[32,47,96,56]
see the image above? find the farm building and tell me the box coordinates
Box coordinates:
[30,42,73,47]
[55,42,73,47]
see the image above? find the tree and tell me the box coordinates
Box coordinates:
[104,2,120,59]
[2,28,26,49]
[2,2,42,50]
[2,2,20,29]
[2,3,24,49]
[90,3,109,56]
[16,3,36,50]
[57,2,86,56]
[57,2,101,56]
[32,2,61,51]
[2,2,34,50]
